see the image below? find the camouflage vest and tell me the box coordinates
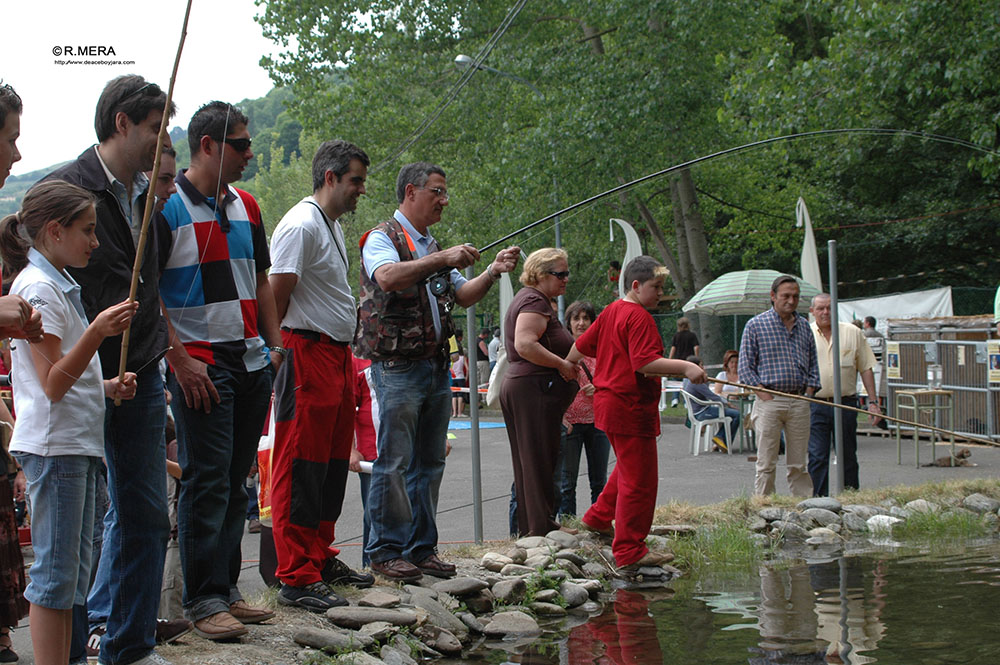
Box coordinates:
[353,218,455,361]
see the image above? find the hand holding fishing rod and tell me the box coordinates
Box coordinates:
[425,244,521,301]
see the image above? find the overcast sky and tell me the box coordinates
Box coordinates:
[3,0,282,174]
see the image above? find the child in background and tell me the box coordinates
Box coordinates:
[351,356,377,567]
[567,256,706,572]
[0,180,137,665]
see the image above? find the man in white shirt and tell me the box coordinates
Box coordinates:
[808,294,882,496]
[268,140,374,612]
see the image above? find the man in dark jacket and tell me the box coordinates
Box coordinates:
[44,74,182,665]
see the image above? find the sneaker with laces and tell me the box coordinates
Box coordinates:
[321,557,375,588]
[278,581,348,613]
[86,624,106,659]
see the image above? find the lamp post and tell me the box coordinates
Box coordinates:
[454,54,564,322]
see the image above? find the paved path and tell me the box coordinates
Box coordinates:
[12,417,999,662]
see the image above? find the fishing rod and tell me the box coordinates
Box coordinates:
[694,376,999,449]
[476,127,997,254]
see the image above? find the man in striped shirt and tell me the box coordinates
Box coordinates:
[738,275,820,496]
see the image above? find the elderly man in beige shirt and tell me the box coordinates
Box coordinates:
[808,294,882,496]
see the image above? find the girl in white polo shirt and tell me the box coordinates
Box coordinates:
[0,180,138,665]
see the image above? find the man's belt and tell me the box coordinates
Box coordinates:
[763,385,809,395]
[814,395,860,403]
[281,326,348,346]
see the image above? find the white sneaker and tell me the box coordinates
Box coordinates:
[131,652,174,665]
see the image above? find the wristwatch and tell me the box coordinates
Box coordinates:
[270,346,289,358]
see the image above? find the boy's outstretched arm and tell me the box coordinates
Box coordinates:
[640,358,707,383]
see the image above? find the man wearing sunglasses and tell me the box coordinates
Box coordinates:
[155,101,283,641]
[44,74,181,665]
[355,162,520,583]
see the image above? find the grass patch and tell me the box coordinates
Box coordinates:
[891,509,991,540]
[245,585,279,610]
[667,523,772,573]
[445,540,504,559]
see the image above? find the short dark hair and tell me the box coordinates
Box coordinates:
[864,316,876,327]
[565,300,596,324]
[770,274,799,294]
[623,255,667,288]
[686,355,701,365]
[312,140,370,191]
[0,82,22,129]
[94,75,174,142]
[396,161,445,204]
[187,101,249,155]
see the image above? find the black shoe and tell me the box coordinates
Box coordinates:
[278,581,348,613]
[156,618,193,644]
[322,557,375,588]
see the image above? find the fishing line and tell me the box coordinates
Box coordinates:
[476,128,1000,254]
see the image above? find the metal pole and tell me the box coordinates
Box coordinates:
[465,266,483,543]
[828,240,844,495]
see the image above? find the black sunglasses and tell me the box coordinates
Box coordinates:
[222,137,252,152]
[116,82,160,108]
[547,270,570,280]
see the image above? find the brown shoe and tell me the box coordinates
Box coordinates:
[412,554,456,579]
[192,611,248,640]
[371,557,423,583]
[229,599,274,624]
[620,550,674,571]
[580,519,614,539]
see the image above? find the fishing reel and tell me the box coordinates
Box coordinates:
[427,268,456,312]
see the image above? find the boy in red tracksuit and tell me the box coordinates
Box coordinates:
[568,256,706,571]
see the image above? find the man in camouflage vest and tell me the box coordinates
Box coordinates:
[355,162,519,582]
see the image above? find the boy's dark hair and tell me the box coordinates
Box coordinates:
[396,161,445,204]
[565,300,596,323]
[0,82,22,129]
[312,140,370,191]
[686,355,702,365]
[187,101,249,155]
[864,316,876,327]
[770,274,799,294]
[622,255,666,287]
[95,75,174,142]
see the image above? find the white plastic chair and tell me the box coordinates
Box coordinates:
[680,390,733,456]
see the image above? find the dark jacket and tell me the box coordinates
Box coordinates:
[43,146,168,377]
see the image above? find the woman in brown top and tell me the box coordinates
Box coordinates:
[500,248,578,536]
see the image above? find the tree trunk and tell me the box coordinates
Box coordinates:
[618,178,689,302]
[675,168,724,364]
[669,179,693,295]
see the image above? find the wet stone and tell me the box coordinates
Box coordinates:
[842,512,869,532]
[501,546,527,563]
[582,562,607,578]
[328,652,384,665]
[544,569,570,582]
[554,559,585,578]
[784,511,817,529]
[889,506,912,519]
[578,600,603,614]
[802,508,841,527]
[771,520,809,540]
[457,611,485,634]
[748,517,768,532]
[963,493,1000,514]
[559,581,590,608]
[463,589,494,614]
[528,601,567,617]
[358,621,396,641]
[483,610,541,637]
[525,546,553,559]
[867,514,903,532]
[806,527,840,545]
[649,524,697,536]
[491,578,527,604]
[524,554,553,569]
[534,589,559,603]
[433,577,488,597]
[409,593,469,640]
[797,497,842,512]
[842,504,883,520]
[415,625,463,656]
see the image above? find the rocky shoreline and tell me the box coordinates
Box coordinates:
[160,489,1000,664]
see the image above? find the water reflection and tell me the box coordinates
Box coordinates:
[484,543,1000,665]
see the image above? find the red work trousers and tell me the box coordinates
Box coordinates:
[271,331,355,587]
[582,432,658,567]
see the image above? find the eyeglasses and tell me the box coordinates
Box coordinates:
[222,137,252,152]
[421,186,449,201]
[547,270,570,280]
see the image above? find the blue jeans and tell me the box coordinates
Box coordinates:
[171,364,273,622]
[808,398,859,496]
[558,423,611,516]
[86,370,168,664]
[694,404,741,443]
[365,358,450,564]
[15,453,101,609]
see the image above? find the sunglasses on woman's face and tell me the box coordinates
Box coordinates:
[547,270,570,280]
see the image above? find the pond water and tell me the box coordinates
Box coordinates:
[479,540,1000,664]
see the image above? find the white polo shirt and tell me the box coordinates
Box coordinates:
[9,249,105,457]
[269,196,356,342]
